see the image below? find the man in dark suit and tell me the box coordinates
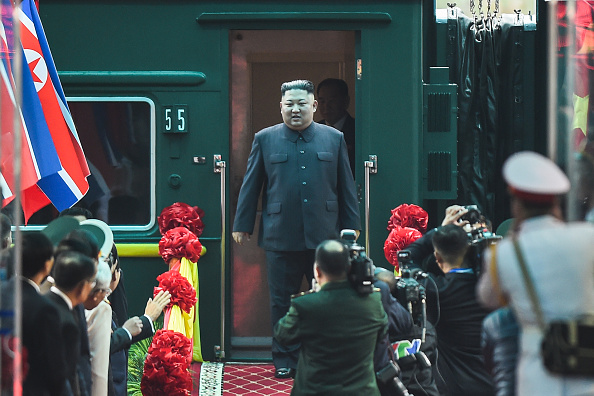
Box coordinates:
[46,250,97,396]
[0,232,67,396]
[233,80,361,378]
[274,240,387,395]
[317,78,356,175]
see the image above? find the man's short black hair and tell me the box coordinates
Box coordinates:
[281,80,315,96]
[21,232,54,279]
[53,250,96,292]
[0,213,11,249]
[317,78,349,98]
[432,224,469,264]
[59,207,93,220]
[315,239,350,277]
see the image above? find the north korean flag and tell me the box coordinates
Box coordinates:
[0,0,62,222]
[19,0,90,214]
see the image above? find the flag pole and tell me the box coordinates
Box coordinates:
[11,0,23,394]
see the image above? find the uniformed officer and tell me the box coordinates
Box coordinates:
[477,151,594,396]
[274,240,387,395]
[232,80,361,378]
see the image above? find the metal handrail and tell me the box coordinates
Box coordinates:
[364,155,377,257]
[214,155,227,359]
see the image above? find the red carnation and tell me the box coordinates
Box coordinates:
[154,271,197,313]
[159,227,202,264]
[387,203,428,233]
[384,226,423,272]
[158,202,205,237]
[141,330,193,395]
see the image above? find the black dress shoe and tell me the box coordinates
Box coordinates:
[274,367,296,379]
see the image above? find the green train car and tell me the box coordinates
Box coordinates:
[34,0,546,361]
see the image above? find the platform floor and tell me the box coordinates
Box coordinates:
[193,362,293,396]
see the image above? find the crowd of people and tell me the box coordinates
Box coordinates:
[2,76,594,396]
[233,79,594,395]
[264,150,594,396]
[0,209,170,396]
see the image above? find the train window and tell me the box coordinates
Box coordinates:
[23,98,155,229]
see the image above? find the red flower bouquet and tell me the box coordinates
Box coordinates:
[141,329,193,396]
[383,226,423,271]
[154,270,197,313]
[159,227,202,264]
[158,202,205,237]
[387,204,428,233]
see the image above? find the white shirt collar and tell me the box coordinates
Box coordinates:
[19,276,40,293]
[50,286,73,310]
[327,114,347,131]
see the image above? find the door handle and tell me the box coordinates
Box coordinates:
[213,154,226,360]
[364,155,377,257]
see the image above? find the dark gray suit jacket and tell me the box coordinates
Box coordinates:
[319,113,355,174]
[233,122,360,251]
[46,290,82,396]
[1,279,67,396]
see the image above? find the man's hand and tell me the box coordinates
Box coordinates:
[441,205,469,227]
[144,290,171,322]
[232,232,250,245]
[123,316,143,337]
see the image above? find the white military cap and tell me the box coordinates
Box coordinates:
[503,151,570,203]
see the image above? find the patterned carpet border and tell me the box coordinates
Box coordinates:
[199,362,224,396]
[222,363,293,395]
[194,362,293,395]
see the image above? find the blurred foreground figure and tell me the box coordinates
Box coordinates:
[478,151,594,396]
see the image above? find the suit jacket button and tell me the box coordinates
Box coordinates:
[303,199,308,203]
[301,166,306,169]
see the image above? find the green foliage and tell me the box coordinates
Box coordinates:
[127,317,163,396]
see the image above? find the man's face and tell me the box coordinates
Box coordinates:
[317,84,349,125]
[280,89,317,131]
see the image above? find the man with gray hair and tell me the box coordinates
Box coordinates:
[84,261,113,396]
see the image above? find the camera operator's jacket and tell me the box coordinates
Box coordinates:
[233,122,361,251]
[274,280,387,395]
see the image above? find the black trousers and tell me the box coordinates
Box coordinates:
[266,249,315,369]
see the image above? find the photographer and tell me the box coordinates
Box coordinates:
[416,225,495,396]
[375,268,440,396]
[274,240,388,395]
[407,205,493,276]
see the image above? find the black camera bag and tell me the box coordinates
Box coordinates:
[514,239,594,376]
[541,316,594,376]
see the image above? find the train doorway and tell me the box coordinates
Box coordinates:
[229,30,356,359]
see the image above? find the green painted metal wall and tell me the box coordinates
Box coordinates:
[39,0,424,361]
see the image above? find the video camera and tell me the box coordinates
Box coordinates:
[395,251,427,338]
[461,205,503,275]
[340,229,375,295]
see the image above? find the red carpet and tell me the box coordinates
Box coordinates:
[223,364,293,395]
[191,362,293,395]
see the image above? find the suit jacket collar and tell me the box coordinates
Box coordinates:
[283,122,315,143]
[50,286,73,310]
[19,276,40,293]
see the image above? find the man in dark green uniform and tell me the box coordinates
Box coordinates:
[274,240,388,395]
